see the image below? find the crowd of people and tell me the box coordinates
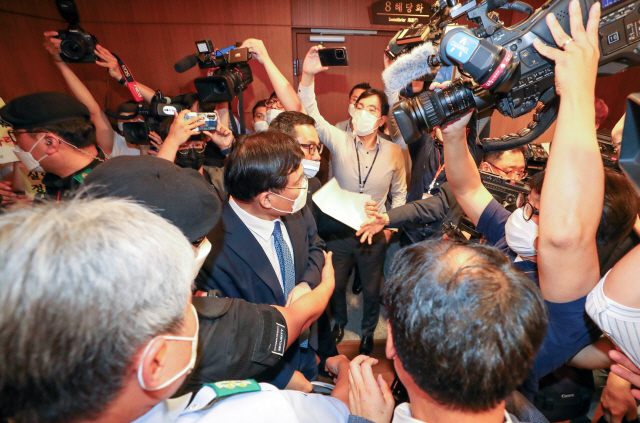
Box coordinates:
[4,1,640,422]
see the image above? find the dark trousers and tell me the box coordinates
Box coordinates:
[326,231,386,337]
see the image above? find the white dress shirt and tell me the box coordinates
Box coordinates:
[391,403,515,423]
[229,198,294,293]
[133,383,350,423]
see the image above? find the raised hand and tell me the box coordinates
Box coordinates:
[94,44,124,80]
[302,45,329,76]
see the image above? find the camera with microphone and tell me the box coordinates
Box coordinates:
[385,0,640,151]
[174,40,253,103]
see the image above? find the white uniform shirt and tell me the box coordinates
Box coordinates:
[106,132,142,159]
[229,198,294,293]
[391,403,515,423]
[133,383,350,423]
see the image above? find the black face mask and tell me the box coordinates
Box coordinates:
[175,148,205,170]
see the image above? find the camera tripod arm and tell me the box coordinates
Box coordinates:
[480,95,559,152]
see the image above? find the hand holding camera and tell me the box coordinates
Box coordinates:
[241,39,270,65]
[43,32,64,63]
[533,0,601,99]
[302,46,329,76]
[203,121,234,151]
[165,110,205,148]
[94,45,124,81]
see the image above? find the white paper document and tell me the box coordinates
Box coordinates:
[312,178,371,231]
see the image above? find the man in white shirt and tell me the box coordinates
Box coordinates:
[336,82,371,134]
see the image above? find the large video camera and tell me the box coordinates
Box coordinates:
[54,0,98,63]
[174,41,253,103]
[386,0,640,151]
[110,94,184,145]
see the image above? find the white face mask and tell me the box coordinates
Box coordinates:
[13,134,48,172]
[352,110,380,137]
[254,120,269,132]
[193,238,211,279]
[348,104,356,119]
[505,207,538,258]
[137,304,199,391]
[269,178,308,214]
[265,109,284,126]
[117,121,124,132]
[301,159,320,178]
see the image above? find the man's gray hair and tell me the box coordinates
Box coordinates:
[0,198,195,423]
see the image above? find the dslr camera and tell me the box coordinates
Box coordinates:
[387,0,640,151]
[55,0,98,63]
[174,40,253,103]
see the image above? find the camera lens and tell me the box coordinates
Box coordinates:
[122,122,150,145]
[391,80,476,143]
[61,38,87,60]
[335,49,345,59]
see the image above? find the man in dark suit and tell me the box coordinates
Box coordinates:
[196,130,325,393]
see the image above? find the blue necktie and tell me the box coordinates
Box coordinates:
[273,221,308,348]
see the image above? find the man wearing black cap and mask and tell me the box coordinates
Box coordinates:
[83,155,336,391]
[0,92,104,201]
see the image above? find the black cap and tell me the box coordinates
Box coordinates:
[84,155,221,243]
[0,92,91,130]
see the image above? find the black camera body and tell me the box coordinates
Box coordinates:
[388,0,640,151]
[479,170,530,210]
[175,41,253,103]
[118,100,183,145]
[55,0,98,63]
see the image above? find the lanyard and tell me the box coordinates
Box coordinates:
[355,139,380,194]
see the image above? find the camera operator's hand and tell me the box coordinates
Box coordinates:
[241,39,270,65]
[610,349,640,400]
[203,121,234,151]
[94,45,124,81]
[43,31,63,63]
[533,0,601,98]
[302,46,329,76]
[165,110,204,147]
[601,372,638,423]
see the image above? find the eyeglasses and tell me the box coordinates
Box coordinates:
[286,174,308,190]
[7,129,43,143]
[523,201,539,222]
[265,99,283,109]
[487,163,527,180]
[349,96,360,104]
[299,143,323,156]
[355,103,381,116]
[177,144,206,154]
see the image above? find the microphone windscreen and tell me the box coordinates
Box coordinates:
[174,55,198,73]
[382,42,439,92]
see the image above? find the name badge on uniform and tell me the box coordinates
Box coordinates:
[205,379,262,399]
[273,323,286,356]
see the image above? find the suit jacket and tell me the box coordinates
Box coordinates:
[196,202,325,305]
[195,202,325,388]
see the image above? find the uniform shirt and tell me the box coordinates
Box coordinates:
[229,197,294,292]
[298,83,407,214]
[133,383,350,423]
[106,132,141,159]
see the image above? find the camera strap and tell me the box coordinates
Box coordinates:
[111,53,144,103]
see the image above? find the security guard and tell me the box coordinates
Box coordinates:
[0,92,105,201]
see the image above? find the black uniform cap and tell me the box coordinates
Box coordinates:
[0,92,91,130]
[84,155,221,243]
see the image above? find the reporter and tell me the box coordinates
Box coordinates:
[336,82,371,134]
[297,45,407,354]
[252,99,268,132]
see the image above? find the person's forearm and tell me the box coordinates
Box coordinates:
[443,131,482,199]
[264,59,303,112]
[125,81,155,103]
[330,358,352,405]
[157,140,180,162]
[542,95,603,239]
[55,62,115,154]
[275,277,333,349]
[568,337,614,369]
[301,71,315,88]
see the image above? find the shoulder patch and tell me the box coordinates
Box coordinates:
[273,323,286,356]
[204,379,261,399]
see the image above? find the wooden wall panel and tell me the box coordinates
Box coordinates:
[292,0,406,30]
[0,1,292,126]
